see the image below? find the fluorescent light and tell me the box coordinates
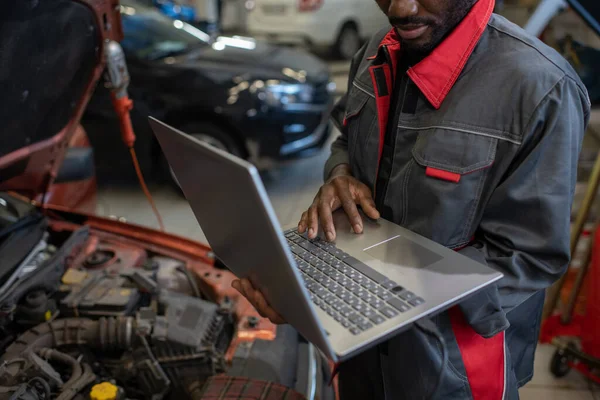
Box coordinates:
[214,36,256,50]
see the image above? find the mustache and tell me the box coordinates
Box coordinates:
[389,16,435,27]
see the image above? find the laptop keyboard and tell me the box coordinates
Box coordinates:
[284,229,425,335]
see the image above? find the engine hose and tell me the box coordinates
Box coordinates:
[0,379,52,400]
[187,380,205,400]
[28,377,52,400]
[56,364,96,400]
[35,348,97,400]
[176,265,202,298]
[37,349,82,394]
[1,317,134,361]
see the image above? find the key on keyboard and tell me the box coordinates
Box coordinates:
[285,228,425,335]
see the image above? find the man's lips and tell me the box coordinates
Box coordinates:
[395,24,429,40]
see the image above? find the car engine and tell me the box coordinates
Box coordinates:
[0,193,331,400]
[0,230,234,400]
[0,295,233,400]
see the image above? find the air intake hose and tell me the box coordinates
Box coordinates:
[2,317,134,361]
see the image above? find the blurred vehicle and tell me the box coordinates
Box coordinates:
[245,0,388,59]
[150,0,220,35]
[82,0,334,185]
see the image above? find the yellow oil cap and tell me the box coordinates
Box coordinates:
[90,382,118,400]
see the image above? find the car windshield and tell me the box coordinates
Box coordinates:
[120,1,210,61]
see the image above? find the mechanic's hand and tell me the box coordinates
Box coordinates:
[298,165,380,242]
[232,278,286,325]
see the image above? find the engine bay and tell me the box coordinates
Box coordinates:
[0,193,330,400]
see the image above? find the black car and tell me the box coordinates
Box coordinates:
[83,0,335,184]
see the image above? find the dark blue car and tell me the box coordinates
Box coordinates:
[83,0,334,186]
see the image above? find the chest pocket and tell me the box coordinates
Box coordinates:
[404,127,497,248]
[344,87,378,185]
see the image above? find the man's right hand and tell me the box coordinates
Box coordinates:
[298,164,380,242]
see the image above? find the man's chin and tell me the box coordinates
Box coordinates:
[398,30,443,61]
[395,29,429,47]
[400,40,434,57]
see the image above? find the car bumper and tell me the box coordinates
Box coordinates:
[280,119,332,157]
[247,117,333,170]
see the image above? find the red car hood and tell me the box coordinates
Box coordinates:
[0,0,123,200]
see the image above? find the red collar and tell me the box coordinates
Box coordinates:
[371,0,495,109]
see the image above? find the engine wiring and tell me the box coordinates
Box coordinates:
[176,264,202,298]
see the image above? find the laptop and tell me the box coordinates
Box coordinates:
[149,117,503,363]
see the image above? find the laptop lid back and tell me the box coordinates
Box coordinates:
[149,117,335,360]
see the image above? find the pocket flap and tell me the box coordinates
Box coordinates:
[412,128,497,175]
[343,88,370,123]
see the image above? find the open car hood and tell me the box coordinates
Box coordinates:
[0,0,123,200]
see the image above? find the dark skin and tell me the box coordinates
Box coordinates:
[376,0,478,60]
[232,0,478,325]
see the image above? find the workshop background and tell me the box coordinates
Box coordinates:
[89,1,600,399]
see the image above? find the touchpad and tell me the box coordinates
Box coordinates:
[364,235,443,269]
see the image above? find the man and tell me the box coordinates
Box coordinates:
[233,0,591,398]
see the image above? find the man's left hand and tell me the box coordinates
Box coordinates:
[232,278,286,325]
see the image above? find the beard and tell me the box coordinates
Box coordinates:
[389,0,478,61]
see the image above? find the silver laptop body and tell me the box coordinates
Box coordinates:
[149,117,503,363]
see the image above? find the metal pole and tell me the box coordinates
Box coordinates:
[561,230,594,324]
[523,0,568,37]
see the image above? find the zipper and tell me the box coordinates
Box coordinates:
[383,46,394,86]
[374,71,409,213]
[371,47,391,199]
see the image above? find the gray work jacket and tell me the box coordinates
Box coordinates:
[325,12,590,341]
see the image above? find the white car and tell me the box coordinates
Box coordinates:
[245,0,389,59]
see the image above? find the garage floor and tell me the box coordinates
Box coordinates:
[96,53,600,398]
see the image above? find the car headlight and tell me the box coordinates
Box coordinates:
[258,83,315,107]
[327,81,337,94]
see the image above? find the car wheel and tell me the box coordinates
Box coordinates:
[166,122,243,190]
[334,23,361,60]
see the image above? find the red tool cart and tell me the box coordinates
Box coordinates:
[540,225,600,383]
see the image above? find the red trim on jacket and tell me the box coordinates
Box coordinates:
[369,65,393,170]
[449,239,506,399]
[449,307,507,400]
[453,239,474,252]
[425,167,461,183]
[369,0,495,109]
